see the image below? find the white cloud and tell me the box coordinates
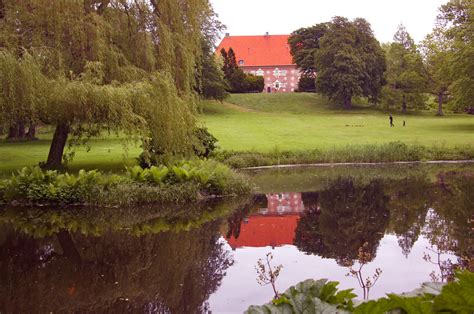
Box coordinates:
[211,0,447,43]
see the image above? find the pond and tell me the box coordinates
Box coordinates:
[0,163,473,312]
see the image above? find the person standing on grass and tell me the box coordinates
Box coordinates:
[389,114,394,127]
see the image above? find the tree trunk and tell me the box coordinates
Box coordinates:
[57,230,82,267]
[343,95,352,110]
[436,92,444,116]
[7,123,19,140]
[17,120,26,139]
[401,94,407,113]
[26,123,37,140]
[0,0,5,20]
[45,122,70,169]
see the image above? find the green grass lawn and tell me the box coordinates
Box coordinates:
[0,135,141,175]
[1,93,473,174]
[201,93,474,152]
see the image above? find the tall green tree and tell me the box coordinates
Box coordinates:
[421,28,452,116]
[314,17,386,109]
[436,0,474,112]
[220,47,263,93]
[0,0,220,169]
[382,25,429,113]
[288,23,328,91]
[221,47,246,93]
[0,51,47,141]
[195,6,228,101]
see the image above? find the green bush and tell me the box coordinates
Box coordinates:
[297,74,316,92]
[247,271,474,313]
[127,159,250,196]
[1,167,127,204]
[137,127,218,167]
[245,74,264,93]
[193,127,218,158]
[1,161,250,205]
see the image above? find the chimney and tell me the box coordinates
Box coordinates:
[225,33,230,37]
[265,32,269,37]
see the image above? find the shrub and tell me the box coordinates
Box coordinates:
[138,127,218,167]
[247,271,474,314]
[1,161,250,205]
[245,74,264,93]
[193,127,218,158]
[297,74,316,92]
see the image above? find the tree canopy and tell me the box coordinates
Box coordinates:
[436,0,474,112]
[382,25,429,113]
[314,17,386,109]
[0,0,222,168]
[288,23,328,78]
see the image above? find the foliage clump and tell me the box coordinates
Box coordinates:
[0,161,250,206]
[0,0,224,169]
[246,279,356,313]
[220,48,265,93]
[247,271,474,314]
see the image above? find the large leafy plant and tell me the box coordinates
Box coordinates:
[247,271,474,314]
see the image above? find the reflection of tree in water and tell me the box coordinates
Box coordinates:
[422,171,474,280]
[422,209,458,282]
[0,220,232,313]
[294,178,390,266]
[387,177,431,257]
[301,192,319,212]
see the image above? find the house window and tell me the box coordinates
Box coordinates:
[256,68,264,76]
[238,60,244,65]
[273,68,281,77]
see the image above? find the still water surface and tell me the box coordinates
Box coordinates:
[0,164,473,312]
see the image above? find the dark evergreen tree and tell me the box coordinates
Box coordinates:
[220,47,263,93]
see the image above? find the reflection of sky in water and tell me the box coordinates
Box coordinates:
[209,234,457,313]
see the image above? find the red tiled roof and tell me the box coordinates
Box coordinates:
[225,215,300,249]
[216,35,293,67]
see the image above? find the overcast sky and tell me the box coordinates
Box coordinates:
[210,0,447,44]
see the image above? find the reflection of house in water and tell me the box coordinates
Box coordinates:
[225,192,318,249]
[263,193,305,215]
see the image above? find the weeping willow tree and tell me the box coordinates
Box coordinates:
[0,0,217,168]
[0,51,48,141]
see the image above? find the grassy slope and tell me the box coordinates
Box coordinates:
[201,93,474,152]
[1,93,472,174]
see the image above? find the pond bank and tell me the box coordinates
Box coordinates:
[241,159,474,170]
[0,160,250,207]
[215,142,474,169]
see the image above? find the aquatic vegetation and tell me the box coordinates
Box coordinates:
[346,243,383,300]
[255,252,283,299]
